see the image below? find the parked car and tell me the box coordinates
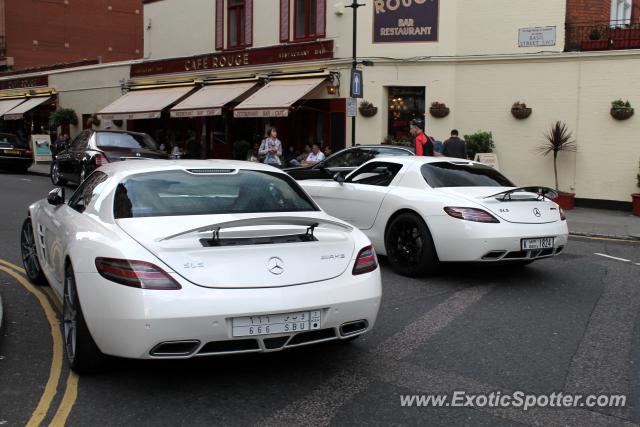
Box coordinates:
[0,132,33,173]
[21,160,381,373]
[299,156,569,277]
[50,130,168,185]
[284,145,414,180]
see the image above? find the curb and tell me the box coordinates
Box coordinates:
[28,170,50,178]
[0,293,4,348]
[569,232,640,242]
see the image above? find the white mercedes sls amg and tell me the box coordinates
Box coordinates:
[21,160,381,373]
[299,156,569,277]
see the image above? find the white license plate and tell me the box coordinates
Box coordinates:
[521,237,554,250]
[232,310,322,337]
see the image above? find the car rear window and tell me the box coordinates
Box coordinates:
[97,132,158,150]
[421,162,514,188]
[0,133,25,148]
[114,169,319,218]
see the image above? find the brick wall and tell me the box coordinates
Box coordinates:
[4,0,143,70]
[566,0,640,24]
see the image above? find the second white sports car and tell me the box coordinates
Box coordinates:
[299,156,569,277]
[21,160,381,373]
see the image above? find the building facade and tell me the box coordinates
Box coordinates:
[0,0,638,207]
[0,0,143,71]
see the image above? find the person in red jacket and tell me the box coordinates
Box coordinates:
[410,118,434,156]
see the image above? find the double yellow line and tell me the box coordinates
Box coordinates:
[0,259,79,426]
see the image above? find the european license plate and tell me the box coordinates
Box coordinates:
[232,310,322,337]
[521,237,554,250]
[3,149,20,155]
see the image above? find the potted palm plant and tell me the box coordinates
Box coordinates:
[537,121,577,209]
[633,160,640,217]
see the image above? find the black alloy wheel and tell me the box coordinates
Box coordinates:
[385,212,440,277]
[63,263,108,374]
[20,218,46,285]
[50,162,67,186]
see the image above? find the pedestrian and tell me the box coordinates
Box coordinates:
[171,142,185,159]
[442,129,468,159]
[303,144,326,165]
[259,126,283,167]
[51,133,69,158]
[409,118,434,156]
[247,142,260,162]
[323,145,333,158]
[284,145,300,166]
[297,145,311,164]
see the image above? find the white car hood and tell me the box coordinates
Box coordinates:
[117,213,355,288]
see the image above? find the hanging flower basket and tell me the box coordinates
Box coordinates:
[610,99,634,120]
[112,119,124,127]
[511,102,532,120]
[87,114,101,127]
[429,102,450,118]
[358,101,378,117]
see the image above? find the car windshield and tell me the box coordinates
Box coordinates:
[0,133,25,148]
[421,162,514,188]
[97,132,158,150]
[114,169,319,218]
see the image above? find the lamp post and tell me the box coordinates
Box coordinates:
[346,0,365,147]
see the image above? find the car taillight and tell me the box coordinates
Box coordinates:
[559,207,566,221]
[95,257,181,290]
[444,207,500,223]
[95,152,108,166]
[23,149,33,157]
[353,245,378,275]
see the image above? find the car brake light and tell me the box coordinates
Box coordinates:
[23,149,33,157]
[559,207,566,221]
[353,245,378,275]
[95,152,108,166]
[444,207,500,223]
[95,257,181,290]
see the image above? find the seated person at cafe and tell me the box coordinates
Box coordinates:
[303,144,326,165]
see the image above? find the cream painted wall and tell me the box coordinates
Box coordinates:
[50,65,130,136]
[144,0,566,61]
[144,0,216,60]
[352,53,640,203]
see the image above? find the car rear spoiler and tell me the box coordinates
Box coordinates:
[483,186,558,202]
[159,216,353,242]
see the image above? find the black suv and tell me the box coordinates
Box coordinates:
[284,145,414,181]
[51,130,168,185]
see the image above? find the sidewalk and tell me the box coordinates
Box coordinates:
[28,162,51,178]
[565,208,640,241]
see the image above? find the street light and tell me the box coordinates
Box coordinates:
[346,0,365,147]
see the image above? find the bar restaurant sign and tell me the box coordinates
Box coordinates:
[131,40,334,77]
[373,0,439,43]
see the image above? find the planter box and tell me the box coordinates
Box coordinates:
[429,107,450,118]
[632,194,640,217]
[580,40,610,51]
[610,108,634,120]
[511,107,532,120]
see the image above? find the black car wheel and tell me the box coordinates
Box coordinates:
[50,162,67,186]
[63,263,108,374]
[20,218,46,285]
[385,212,440,277]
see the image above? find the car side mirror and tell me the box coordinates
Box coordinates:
[47,187,65,206]
[333,172,346,184]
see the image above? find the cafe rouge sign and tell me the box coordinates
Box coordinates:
[374,0,439,43]
[131,40,334,77]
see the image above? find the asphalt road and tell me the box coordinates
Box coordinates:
[1,171,639,426]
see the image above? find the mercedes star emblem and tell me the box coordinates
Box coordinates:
[533,208,541,217]
[267,256,285,275]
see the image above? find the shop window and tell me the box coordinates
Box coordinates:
[387,87,425,144]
